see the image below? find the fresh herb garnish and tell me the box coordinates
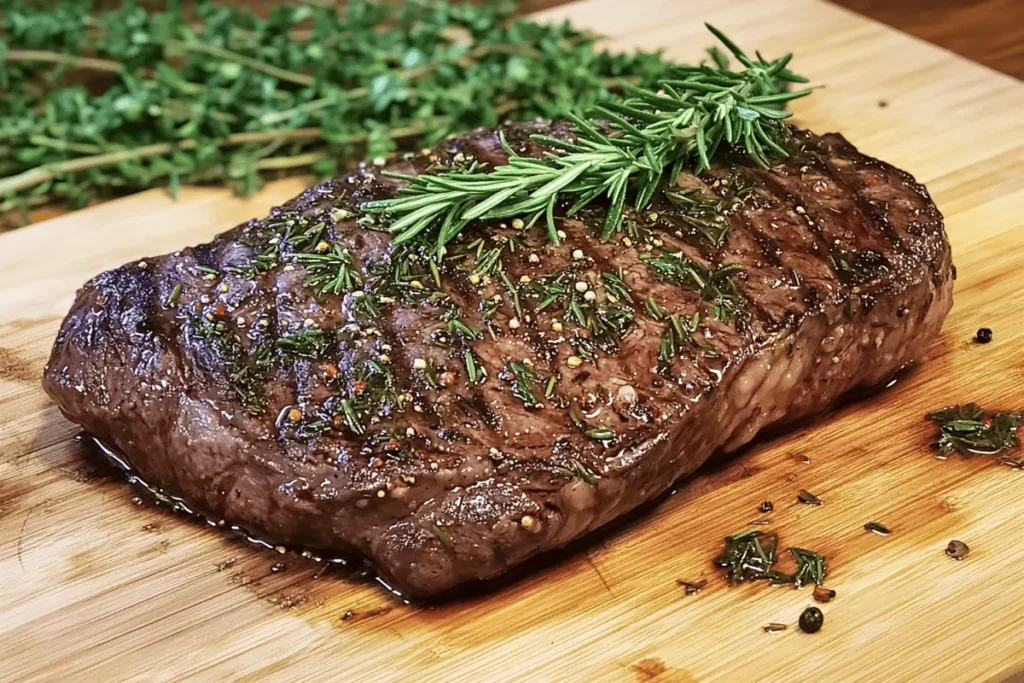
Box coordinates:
[276,330,328,360]
[464,349,485,386]
[715,529,828,589]
[362,26,809,252]
[552,458,601,485]
[677,579,707,595]
[430,524,454,549]
[644,297,669,320]
[715,529,781,584]
[295,245,362,295]
[797,489,823,506]
[788,548,827,588]
[864,521,891,536]
[664,188,731,247]
[601,270,632,303]
[1,1,691,226]
[503,360,543,408]
[926,404,1022,456]
[642,251,745,322]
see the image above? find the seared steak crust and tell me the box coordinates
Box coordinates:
[43,122,953,598]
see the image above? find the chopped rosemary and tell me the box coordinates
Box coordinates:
[276,330,329,360]
[642,251,745,322]
[430,524,454,549]
[926,404,1022,456]
[361,26,809,252]
[552,458,600,485]
[658,312,700,364]
[644,297,669,320]
[797,489,823,506]
[664,188,731,247]
[503,361,543,408]
[715,530,781,584]
[788,547,827,588]
[464,350,485,386]
[295,246,362,295]
[714,529,828,589]
[499,271,523,319]
[166,283,183,309]
[601,270,632,303]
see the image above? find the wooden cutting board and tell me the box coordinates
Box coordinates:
[3,0,1024,680]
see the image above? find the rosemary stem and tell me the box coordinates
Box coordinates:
[2,49,123,73]
[0,120,443,196]
[0,194,51,214]
[163,39,316,88]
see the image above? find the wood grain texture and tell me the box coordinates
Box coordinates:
[3,0,1024,680]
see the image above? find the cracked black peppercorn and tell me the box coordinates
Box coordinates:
[799,606,824,633]
[975,328,992,344]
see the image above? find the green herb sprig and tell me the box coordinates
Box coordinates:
[926,404,1022,456]
[362,25,809,252]
[1,0,681,225]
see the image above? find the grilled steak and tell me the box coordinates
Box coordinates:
[43,121,953,599]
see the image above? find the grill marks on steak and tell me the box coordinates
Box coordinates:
[43,122,953,598]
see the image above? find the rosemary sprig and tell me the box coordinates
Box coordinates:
[926,404,1022,456]
[362,25,809,252]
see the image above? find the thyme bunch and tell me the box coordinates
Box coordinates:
[0,0,680,225]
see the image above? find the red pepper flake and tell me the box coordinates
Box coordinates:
[331,415,343,429]
[578,329,592,339]
[287,407,302,422]
[385,438,401,452]
[324,363,339,379]
[439,371,456,387]
[353,380,368,393]
[214,303,227,317]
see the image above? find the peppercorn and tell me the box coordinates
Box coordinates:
[946,539,970,560]
[975,327,993,344]
[799,606,824,633]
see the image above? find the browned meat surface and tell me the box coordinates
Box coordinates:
[43,121,953,598]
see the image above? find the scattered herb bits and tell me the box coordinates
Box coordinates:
[798,489,823,506]
[926,404,1021,457]
[789,548,828,588]
[715,530,780,584]
[677,579,707,596]
[946,540,970,561]
[759,501,774,514]
[864,521,891,536]
[975,327,993,344]
[799,606,824,633]
[763,623,788,634]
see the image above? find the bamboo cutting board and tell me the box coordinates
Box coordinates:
[3,0,1024,680]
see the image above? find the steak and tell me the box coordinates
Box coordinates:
[43,121,953,599]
